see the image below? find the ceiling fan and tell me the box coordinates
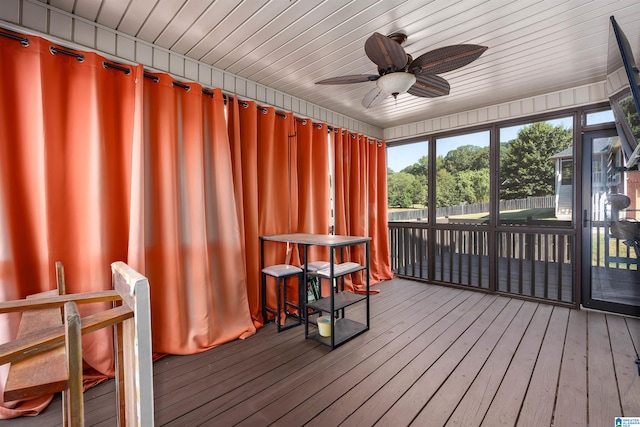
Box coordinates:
[315,32,488,108]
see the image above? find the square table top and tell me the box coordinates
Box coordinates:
[260,233,370,247]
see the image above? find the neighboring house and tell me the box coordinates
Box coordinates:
[627,169,640,219]
[551,137,639,221]
[550,146,575,220]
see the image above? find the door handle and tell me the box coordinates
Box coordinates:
[583,209,589,228]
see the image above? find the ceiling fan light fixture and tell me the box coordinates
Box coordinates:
[376,72,416,96]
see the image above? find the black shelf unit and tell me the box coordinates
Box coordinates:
[260,233,371,350]
[304,261,369,349]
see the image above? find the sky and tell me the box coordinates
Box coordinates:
[386,116,576,173]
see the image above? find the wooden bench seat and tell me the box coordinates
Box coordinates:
[4,290,69,402]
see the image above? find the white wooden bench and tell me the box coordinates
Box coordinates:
[0,261,154,426]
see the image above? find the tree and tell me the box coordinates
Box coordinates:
[435,167,490,206]
[387,171,424,208]
[401,155,428,205]
[435,168,457,206]
[401,155,428,178]
[443,145,490,173]
[455,169,490,204]
[500,122,572,199]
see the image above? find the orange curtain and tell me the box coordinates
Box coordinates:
[256,109,303,321]
[369,140,394,282]
[296,120,330,262]
[127,77,255,354]
[0,33,141,418]
[332,129,350,290]
[229,106,333,325]
[333,129,393,290]
[227,98,262,327]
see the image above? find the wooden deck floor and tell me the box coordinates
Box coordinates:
[4,278,640,426]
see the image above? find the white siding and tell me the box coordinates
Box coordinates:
[384,82,608,142]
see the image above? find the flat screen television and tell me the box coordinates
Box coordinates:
[606,16,640,170]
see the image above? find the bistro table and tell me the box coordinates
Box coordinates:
[259,233,371,349]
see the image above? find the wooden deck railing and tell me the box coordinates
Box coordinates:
[388,221,576,305]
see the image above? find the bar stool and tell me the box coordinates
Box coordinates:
[306,261,330,272]
[262,264,304,332]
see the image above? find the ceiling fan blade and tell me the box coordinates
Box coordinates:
[315,74,379,85]
[407,74,450,98]
[362,86,389,108]
[364,32,408,72]
[408,44,488,75]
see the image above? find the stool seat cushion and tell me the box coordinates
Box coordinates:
[262,264,303,277]
[306,261,330,272]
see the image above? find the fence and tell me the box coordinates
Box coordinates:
[388,195,556,221]
[388,220,576,305]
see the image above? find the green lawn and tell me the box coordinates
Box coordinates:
[591,232,638,269]
[450,207,557,220]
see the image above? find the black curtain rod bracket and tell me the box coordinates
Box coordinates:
[102,61,131,75]
[49,46,84,62]
[143,73,160,83]
[172,81,191,91]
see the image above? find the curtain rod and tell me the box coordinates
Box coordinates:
[223,95,342,132]
[103,61,131,75]
[0,30,29,46]
[49,45,84,62]
[0,29,380,142]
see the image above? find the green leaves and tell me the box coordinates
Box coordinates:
[501,122,572,199]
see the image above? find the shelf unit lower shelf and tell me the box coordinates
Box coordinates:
[305,291,369,349]
[306,291,367,312]
[307,318,368,348]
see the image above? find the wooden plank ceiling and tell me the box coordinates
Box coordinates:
[43,0,640,130]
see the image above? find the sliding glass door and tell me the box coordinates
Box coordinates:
[582,129,640,316]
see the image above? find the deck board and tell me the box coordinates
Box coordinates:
[588,313,623,424]
[411,298,525,427]
[372,294,501,427]
[235,290,478,426]
[607,315,640,416]
[445,301,539,426]
[479,304,554,426]
[553,309,588,427]
[210,285,458,426]
[309,290,475,427]
[311,292,494,427]
[516,307,569,427]
[186,285,445,425]
[5,277,639,427]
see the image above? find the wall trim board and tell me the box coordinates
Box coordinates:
[384,82,607,142]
